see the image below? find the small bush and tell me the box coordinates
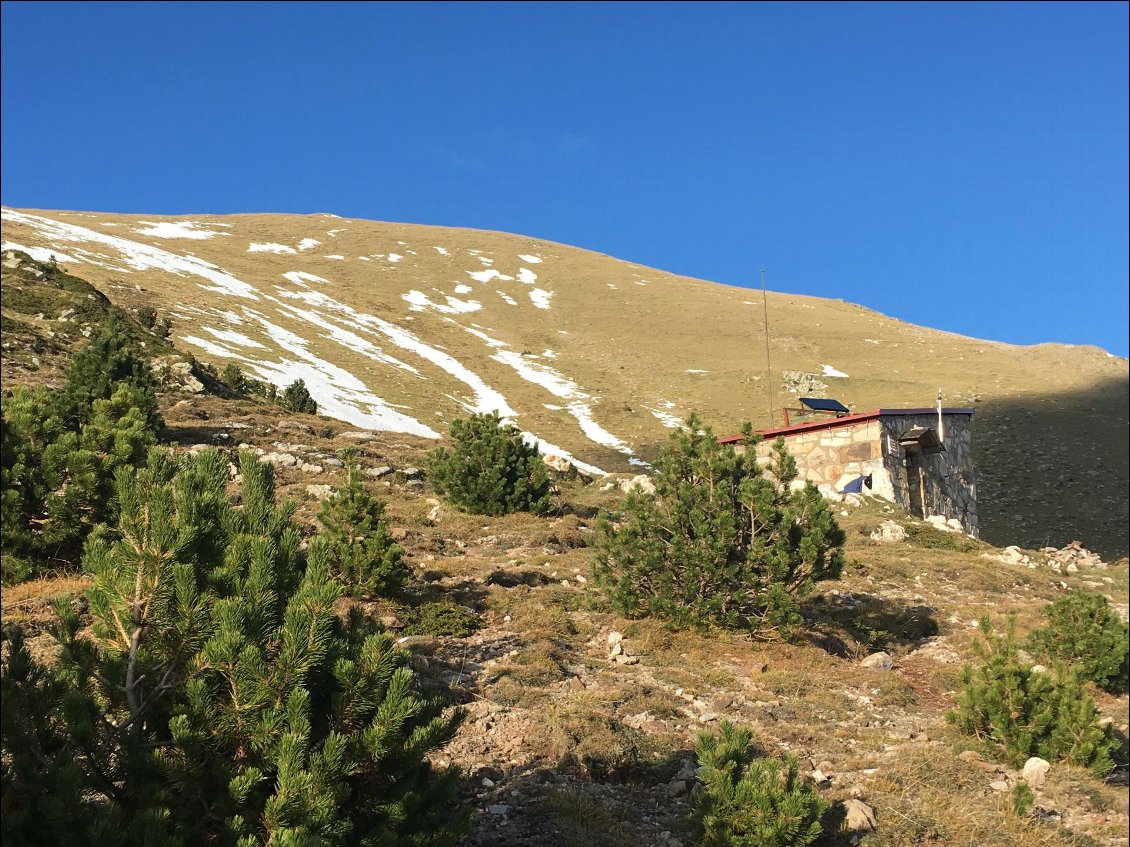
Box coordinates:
[220,362,248,394]
[136,306,157,329]
[1009,782,1035,817]
[947,617,1117,776]
[594,419,844,635]
[1027,590,1129,693]
[691,721,826,847]
[427,411,550,515]
[280,378,318,414]
[316,451,407,597]
[400,601,479,638]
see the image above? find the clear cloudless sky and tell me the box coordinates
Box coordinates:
[2,1,1127,356]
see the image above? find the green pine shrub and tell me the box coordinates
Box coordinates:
[279,378,318,414]
[1009,782,1035,817]
[400,601,480,638]
[0,449,470,846]
[427,411,551,515]
[1027,590,1129,693]
[593,418,844,635]
[1,318,162,581]
[220,362,249,394]
[947,617,1117,775]
[316,450,408,597]
[58,313,161,430]
[691,721,826,847]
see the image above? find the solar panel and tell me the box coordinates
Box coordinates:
[800,397,849,413]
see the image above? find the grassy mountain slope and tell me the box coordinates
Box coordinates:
[2,251,1127,846]
[2,207,1126,557]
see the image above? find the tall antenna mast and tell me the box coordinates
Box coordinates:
[761,266,775,427]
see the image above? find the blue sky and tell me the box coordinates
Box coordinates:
[3,2,1127,357]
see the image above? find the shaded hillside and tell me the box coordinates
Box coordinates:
[975,377,1130,559]
[2,207,1126,556]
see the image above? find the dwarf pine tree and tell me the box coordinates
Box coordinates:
[1027,590,1129,693]
[691,721,826,847]
[594,417,844,634]
[59,312,161,430]
[1,319,161,581]
[279,379,318,414]
[427,411,551,515]
[948,617,1117,775]
[317,450,408,597]
[1,449,469,846]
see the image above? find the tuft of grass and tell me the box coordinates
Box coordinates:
[904,522,986,553]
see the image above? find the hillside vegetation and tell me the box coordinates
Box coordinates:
[2,207,1126,558]
[1,238,1127,846]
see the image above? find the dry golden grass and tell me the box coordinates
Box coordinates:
[4,207,1126,557]
[1,573,90,614]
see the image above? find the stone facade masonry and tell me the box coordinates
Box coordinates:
[739,411,978,536]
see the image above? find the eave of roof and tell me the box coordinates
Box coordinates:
[717,407,975,443]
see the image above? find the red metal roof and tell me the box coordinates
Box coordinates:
[717,407,974,444]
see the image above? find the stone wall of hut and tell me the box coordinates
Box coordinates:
[746,412,978,535]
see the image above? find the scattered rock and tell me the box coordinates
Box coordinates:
[304,484,334,499]
[486,804,510,815]
[860,652,893,671]
[781,371,829,395]
[366,466,394,479]
[665,779,688,797]
[840,799,877,832]
[1045,540,1106,571]
[623,712,650,729]
[261,452,298,467]
[924,514,962,533]
[869,521,907,542]
[1022,757,1051,789]
[984,545,1031,566]
[619,474,656,495]
[989,780,1009,792]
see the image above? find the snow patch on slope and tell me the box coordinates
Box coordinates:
[283,271,330,286]
[135,221,224,240]
[528,289,553,309]
[249,242,296,254]
[202,327,266,349]
[2,241,77,263]
[468,269,513,283]
[516,267,538,284]
[647,405,683,428]
[518,254,543,264]
[402,290,482,315]
[821,364,849,378]
[1,209,260,299]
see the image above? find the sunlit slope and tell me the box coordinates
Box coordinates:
[3,207,1126,555]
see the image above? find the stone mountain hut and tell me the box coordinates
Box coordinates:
[719,399,978,535]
